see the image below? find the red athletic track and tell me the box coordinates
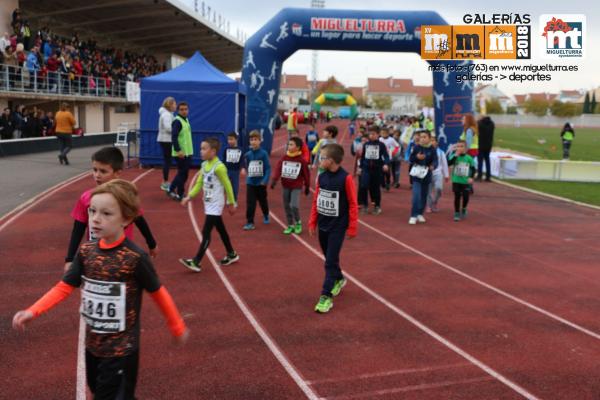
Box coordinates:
[1,121,600,399]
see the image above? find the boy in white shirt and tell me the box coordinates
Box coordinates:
[427,136,449,213]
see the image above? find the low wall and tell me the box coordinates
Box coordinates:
[489,114,600,128]
[0,132,122,157]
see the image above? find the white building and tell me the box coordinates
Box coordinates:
[278,74,310,110]
[366,77,418,114]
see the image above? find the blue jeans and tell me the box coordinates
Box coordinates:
[411,175,431,217]
[228,170,240,202]
[170,156,191,197]
[319,227,346,297]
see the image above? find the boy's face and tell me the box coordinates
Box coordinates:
[322,130,331,139]
[89,193,130,241]
[249,136,261,149]
[420,133,431,145]
[319,149,333,170]
[381,130,389,138]
[431,138,438,148]
[287,140,299,153]
[92,161,120,186]
[227,136,237,147]
[368,131,379,142]
[455,142,466,154]
[200,142,216,160]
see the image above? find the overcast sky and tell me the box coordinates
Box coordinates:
[184,0,599,96]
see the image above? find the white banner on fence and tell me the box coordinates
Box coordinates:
[126,82,140,102]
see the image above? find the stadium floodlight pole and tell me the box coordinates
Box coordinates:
[310,0,325,99]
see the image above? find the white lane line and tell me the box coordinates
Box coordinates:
[0,171,90,232]
[76,168,153,400]
[306,362,471,385]
[186,195,319,400]
[323,376,495,400]
[358,218,600,341]
[268,211,540,400]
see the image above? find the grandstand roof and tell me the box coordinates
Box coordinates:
[20,0,244,73]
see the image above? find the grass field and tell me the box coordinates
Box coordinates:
[495,126,600,161]
[504,179,600,207]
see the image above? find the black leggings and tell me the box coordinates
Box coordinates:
[86,350,139,400]
[159,142,172,182]
[453,183,470,212]
[246,185,269,223]
[194,215,234,264]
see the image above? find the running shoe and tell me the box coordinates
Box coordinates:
[408,217,417,225]
[331,278,347,297]
[314,295,333,313]
[160,182,170,191]
[220,252,239,266]
[63,155,70,165]
[417,215,426,223]
[58,155,64,165]
[283,226,294,235]
[454,212,461,222]
[461,209,468,219]
[372,207,382,215]
[243,223,255,230]
[294,222,302,234]
[263,215,270,224]
[179,258,201,272]
[167,191,182,202]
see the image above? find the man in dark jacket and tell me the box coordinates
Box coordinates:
[0,108,15,140]
[477,116,495,181]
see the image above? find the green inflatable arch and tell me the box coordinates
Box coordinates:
[313,93,358,120]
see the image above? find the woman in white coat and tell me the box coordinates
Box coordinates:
[157,97,176,191]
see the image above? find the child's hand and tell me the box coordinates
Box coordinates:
[149,246,158,258]
[308,227,315,237]
[13,310,34,331]
[270,182,276,190]
[176,151,185,159]
[174,328,190,346]
[63,262,72,272]
[228,204,236,215]
[356,168,362,176]
[181,197,190,206]
[445,177,450,183]
[417,153,425,160]
[468,178,474,184]
[240,168,247,177]
[383,165,389,173]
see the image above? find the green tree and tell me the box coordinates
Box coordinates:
[550,101,583,117]
[591,92,597,114]
[506,106,518,115]
[485,99,503,114]
[583,92,590,113]
[371,95,393,110]
[419,95,433,108]
[524,98,550,116]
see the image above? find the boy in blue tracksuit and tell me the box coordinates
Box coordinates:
[357,125,389,215]
[408,130,438,225]
[225,132,243,202]
[242,130,271,230]
[305,124,319,164]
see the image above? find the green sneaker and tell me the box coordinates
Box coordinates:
[331,278,347,297]
[453,212,460,222]
[283,226,294,235]
[314,295,333,313]
[294,222,302,235]
[461,209,468,219]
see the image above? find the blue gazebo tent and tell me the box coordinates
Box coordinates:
[139,51,246,166]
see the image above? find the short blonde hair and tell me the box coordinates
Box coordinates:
[249,130,261,140]
[162,96,175,109]
[92,179,139,221]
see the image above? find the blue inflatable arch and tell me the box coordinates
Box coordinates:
[241,8,473,152]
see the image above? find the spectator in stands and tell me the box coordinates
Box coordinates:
[157,97,176,191]
[0,107,15,140]
[4,46,17,88]
[46,52,59,92]
[42,111,55,136]
[26,46,40,89]
[55,103,76,165]
[21,21,32,51]
[23,107,43,137]
[0,33,10,55]
[12,9,22,31]
[477,115,495,182]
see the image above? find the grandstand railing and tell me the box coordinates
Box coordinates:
[0,63,128,99]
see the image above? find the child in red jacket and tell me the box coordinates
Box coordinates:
[271,137,311,234]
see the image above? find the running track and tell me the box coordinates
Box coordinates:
[1,121,600,399]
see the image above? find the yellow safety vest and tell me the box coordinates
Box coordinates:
[460,129,479,150]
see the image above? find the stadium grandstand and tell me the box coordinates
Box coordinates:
[0,0,243,138]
